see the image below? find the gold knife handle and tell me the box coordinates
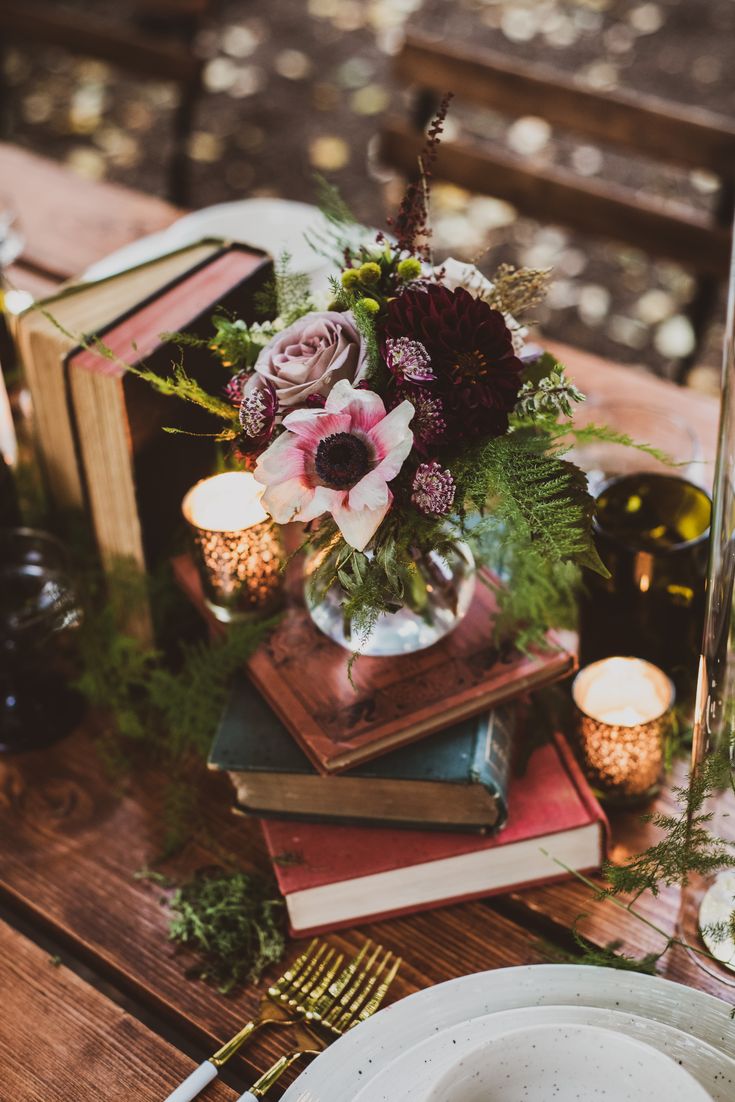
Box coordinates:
[209,1013,301,1068]
[236,1047,322,1100]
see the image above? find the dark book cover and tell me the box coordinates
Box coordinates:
[209,673,514,832]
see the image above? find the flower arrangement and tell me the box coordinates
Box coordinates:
[138,99,621,651]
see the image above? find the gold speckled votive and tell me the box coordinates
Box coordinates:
[182,471,283,622]
[572,656,674,806]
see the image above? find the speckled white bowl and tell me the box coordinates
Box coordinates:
[424,1022,711,1102]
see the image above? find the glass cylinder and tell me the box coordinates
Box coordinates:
[304,537,476,657]
[182,471,284,622]
[678,215,735,987]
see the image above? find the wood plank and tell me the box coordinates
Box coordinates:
[0,919,236,1101]
[0,723,557,1087]
[0,2,203,82]
[397,33,735,175]
[548,338,720,482]
[0,143,180,282]
[380,120,732,278]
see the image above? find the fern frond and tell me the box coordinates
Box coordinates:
[254,252,314,324]
[457,429,607,576]
[126,361,238,422]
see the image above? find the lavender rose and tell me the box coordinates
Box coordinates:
[251,311,368,409]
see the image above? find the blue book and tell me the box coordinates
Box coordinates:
[209,675,514,833]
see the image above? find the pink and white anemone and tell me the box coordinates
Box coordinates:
[254,379,414,551]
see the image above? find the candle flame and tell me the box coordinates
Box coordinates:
[182,471,268,532]
[572,656,673,726]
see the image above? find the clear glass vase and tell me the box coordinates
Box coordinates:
[677,218,735,989]
[304,537,476,657]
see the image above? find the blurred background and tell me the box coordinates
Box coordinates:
[2,0,734,388]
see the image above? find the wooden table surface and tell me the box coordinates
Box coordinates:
[0,141,728,1101]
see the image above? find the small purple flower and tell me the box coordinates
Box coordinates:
[238,379,278,454]
[385,337,435,383]
[403,388,446,447]
[411,462,456,517]
[224,369,249,407]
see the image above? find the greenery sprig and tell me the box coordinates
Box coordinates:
[167,869,286,992]
[548,742,735,978]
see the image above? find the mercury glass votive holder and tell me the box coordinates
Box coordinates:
[182,471,284,623]
[572,656,675,806]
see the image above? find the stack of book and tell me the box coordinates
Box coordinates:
[175,557,607,937]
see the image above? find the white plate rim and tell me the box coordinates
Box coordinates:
[352,1003,730,1102]
[282,964,735,1102]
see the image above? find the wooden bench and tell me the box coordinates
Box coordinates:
[381,32,735,379]
[0,0,217,205]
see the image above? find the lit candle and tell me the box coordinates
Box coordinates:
[572,656,674,804]
[182,471,283,622]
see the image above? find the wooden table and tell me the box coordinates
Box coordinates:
[0,142,726,1101]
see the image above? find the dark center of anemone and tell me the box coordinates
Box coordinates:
[314,432,371,489]
[452,348,489,381]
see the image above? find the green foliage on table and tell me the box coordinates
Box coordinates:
[556,744,735,978]
[603,746,735,899]
[73,556,278,854]
[167,869,286,992]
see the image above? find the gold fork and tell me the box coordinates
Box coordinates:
[162,939,389,1102]
[234,943,401,1100]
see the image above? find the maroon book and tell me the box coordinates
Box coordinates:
[261,732,607,936]
[174,555,577,774]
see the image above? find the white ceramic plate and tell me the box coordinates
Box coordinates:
[352,1004,734,1102]
[426,1021,711,1102]
[82,198,332,282]
[281,965,735,1102]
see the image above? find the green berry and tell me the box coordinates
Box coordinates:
[360,298,380,314]
[341,268,361,290]
[397,257,422,282]
[358,262,382,285]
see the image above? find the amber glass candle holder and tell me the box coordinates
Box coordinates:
[182,471,284,622]
[572,656,674,806]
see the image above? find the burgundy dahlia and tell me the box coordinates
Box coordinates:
[382,285,523,441]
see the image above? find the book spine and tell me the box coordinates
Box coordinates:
[469,707,514,830]
[551,730,609,858]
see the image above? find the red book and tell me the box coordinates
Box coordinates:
[173,555,577,774]
[261,732,607,936]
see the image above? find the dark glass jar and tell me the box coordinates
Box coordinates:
[0,528,84,752]
[579,472,711,704]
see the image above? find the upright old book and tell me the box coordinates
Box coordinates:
[174,555,577,774]
[210,673,515,831]
[16,240,226,511]
[17,242,273,576]
[261,732,607,936]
